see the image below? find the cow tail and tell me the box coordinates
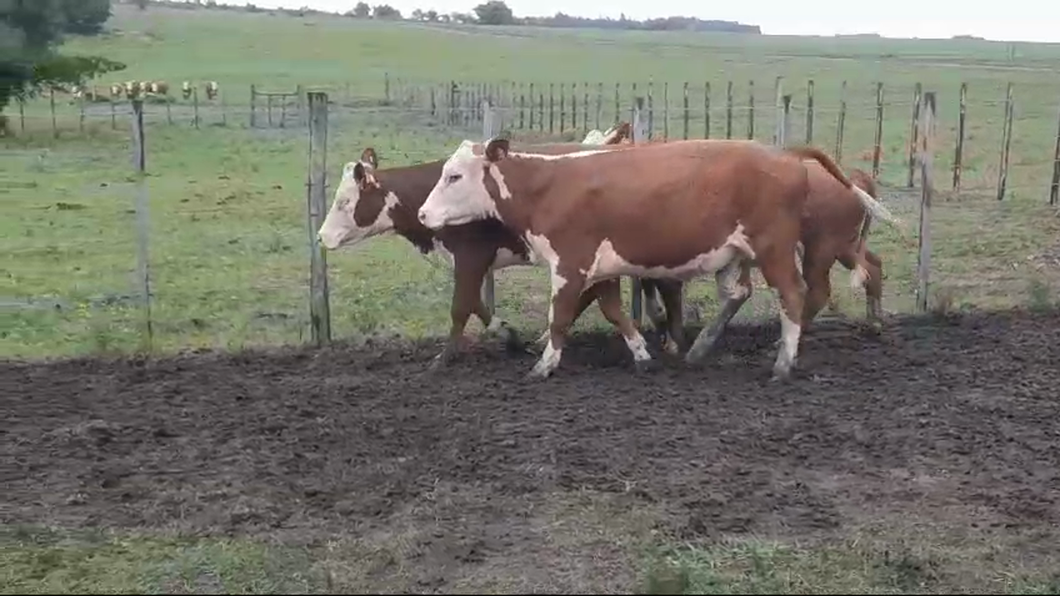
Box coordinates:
[786,145,902,228]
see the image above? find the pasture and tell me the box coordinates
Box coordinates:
[3,3,1060,593]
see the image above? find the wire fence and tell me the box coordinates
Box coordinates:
[3,75,1059,358]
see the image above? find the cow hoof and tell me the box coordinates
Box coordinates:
[524,369,552,382]
[633,359,659,375]
[770,368,794,383]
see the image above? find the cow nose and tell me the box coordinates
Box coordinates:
[417,209,428,225]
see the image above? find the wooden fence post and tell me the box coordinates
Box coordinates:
[996,83,1014,201]
[835,81,847,165]
[482,100,497,316]
[613,82,620,125]
[916,92,936,314]
[559,82,566,132]
[130,99,153,350]
[778,95,792,147]
[630,97,648,324]
[305,92,332,346]
[647,78,654,140]
[549,83,554,133]
[250,84,257,127]
[596,82,603,130]
[953,82,967,190]
[662,81,669,140]
[907,82,922,188]
[682,81,690,140]
[384,72,390,104]
[583,82,589,133]
[773,78,785,145]
[193,88,200,129]
[747,80,756,140]
[726,81,733,139]
[804,79,815,144]
[1050,104,1060,206]
[78,93,85,133]
[872,82,884,178]
[165,97,172,126]
[19,97,26,132]
[50,88,57,138]
[703,82,711,139]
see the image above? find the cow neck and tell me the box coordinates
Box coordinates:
[482,156,550,235]
[374,161,444,255]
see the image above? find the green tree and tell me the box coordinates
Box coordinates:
[372,4,401,19]
[473,0,514,25]
[60,0,112,35]
[352,1,369,17]
[0,0,125,123]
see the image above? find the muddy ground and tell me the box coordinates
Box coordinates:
[4,308,1060,592]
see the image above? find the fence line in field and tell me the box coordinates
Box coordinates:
[11,76,1060,202]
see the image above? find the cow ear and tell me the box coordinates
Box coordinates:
[353,162,366,184]
[485,138,510,163]
[360,147,378,169]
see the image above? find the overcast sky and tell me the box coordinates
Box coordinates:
[214,0,1060,43]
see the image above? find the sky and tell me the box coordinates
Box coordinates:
[213,0,1060,43]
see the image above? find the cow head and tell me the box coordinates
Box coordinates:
[317,148,399,250]
[418,138,509,230]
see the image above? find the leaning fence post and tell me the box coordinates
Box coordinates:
[953,82,967,190]
[835,80,847,164]
[481,100,497,317]
[907,82,922,188]
[1051,103,1060,206]
[872,82,884,179]
[996,83,1014,201]
[916,92,936,314]
[629,97,648,325]
[130,99,153,350]
[305,92,332,346]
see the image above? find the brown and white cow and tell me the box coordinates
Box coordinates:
[417,138,900,380]
[316,141,645,369]
[205,81,219,101]
[645,159,889,362]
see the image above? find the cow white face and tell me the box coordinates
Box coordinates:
[317,148,398,250]
[418,139,507,230]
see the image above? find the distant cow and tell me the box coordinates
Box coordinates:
[146,81,169,96]
[181,81,193,100]
[110,83,124,98]
[317,140,641,369]
[205,81,219,100]
[417,138,899,380]
[123,81,144,99]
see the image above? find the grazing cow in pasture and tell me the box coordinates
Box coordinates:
[316,141,644,369]
[181,81,193,100]
[205,81,219,100]
[147,81,170,96]
[110,83,125,98]
[417,138,899,380]
[123,81,144,99]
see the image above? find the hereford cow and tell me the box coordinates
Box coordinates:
[641,160,888,363]
[316,141,643,370]
[205,81,219,101]
[181,81,193,100]
[417,138,899,380]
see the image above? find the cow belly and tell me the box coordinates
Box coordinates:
[584,238,740,283]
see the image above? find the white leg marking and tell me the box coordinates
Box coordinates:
[773,305,801,379]
[530,338,563,378]
[850,265,869,291]
[623,330,652,362]
[485,317,506,334]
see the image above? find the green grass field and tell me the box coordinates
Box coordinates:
[4,4,1060,593]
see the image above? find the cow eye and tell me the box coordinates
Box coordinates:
[446,174,462,184]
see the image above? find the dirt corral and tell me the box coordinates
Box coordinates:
[4,308,1060,592]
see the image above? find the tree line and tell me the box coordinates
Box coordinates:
[148,0,761,34]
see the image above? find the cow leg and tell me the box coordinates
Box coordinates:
[685,260,753,364]
[640,279,669,337]
[595,277,655,372]
[800,248,834,334]
[654,279,686,356]
[863,249,884,326]
[527,269,588,379]
[430,257,484,370]
[533,280,605,348]
[757,247,806,382]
